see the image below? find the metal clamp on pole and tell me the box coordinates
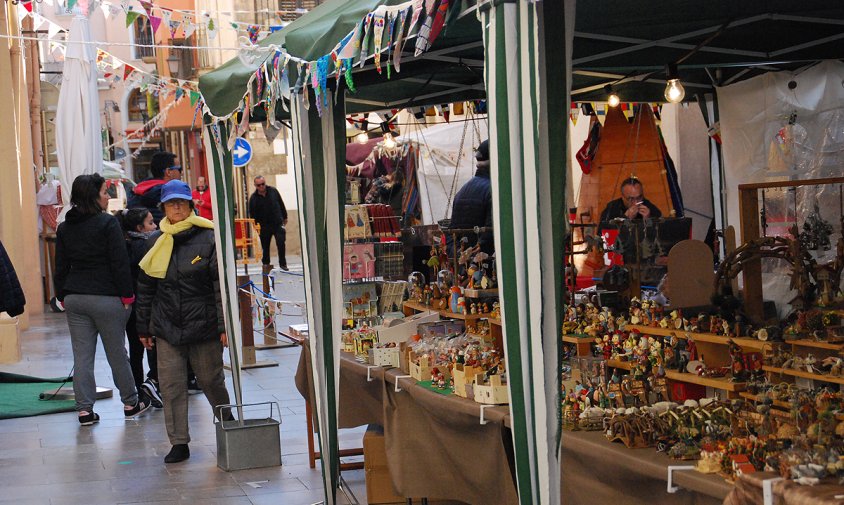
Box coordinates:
[666,465,696,493]
[394,375,411,392]
[366,366,379,382]
[479,404,494,425]
[762,477,783,505]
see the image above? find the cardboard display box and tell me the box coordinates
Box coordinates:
[374,311,440,345]
[364,425,408,504]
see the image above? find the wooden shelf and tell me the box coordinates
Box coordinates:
[627,325,770,351]
[738,392,791,410]
[788,339,844,351]
[762,366,844,385]
[606,359,633,370]
[488,318,502,326]
[403,301,486,321]
[562,334,593,344]
[664,370,746,392]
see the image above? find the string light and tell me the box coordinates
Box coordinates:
[355,132,369,144]
[382,133,396,149]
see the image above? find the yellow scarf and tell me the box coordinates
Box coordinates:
[139,214,215,279]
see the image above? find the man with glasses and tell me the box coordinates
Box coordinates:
[248,175,289,271]
[599,177,662,225]
[129,151,182,225]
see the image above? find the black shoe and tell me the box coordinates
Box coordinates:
[140,379,163,409]
[164,444,190,463]
[78,411,99,426]
[124,398,152,419]
[279,264,289,271]
[187,377,202,395]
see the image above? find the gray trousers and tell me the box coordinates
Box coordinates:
[156,336,230,445]
[64,294,137,412]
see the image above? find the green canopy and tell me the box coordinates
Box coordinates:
[199,0,485,118]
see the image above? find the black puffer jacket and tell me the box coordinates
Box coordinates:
[448,170,494,253]
[0,240,25,317]
[54,209,133,302]
[135,227,224,346]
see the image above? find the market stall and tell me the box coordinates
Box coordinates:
[196,1,844,504]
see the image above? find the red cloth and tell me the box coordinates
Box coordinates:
[192,189,213,220]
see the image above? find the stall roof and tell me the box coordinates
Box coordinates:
[199,0,844,117]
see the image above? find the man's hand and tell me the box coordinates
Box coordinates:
[624,204,640,219]
[220,332,229,347]
[139,336,155,350]
[637,204,651,219]
[194,199,203,207]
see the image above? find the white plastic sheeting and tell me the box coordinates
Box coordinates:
[717,60,844,315]
[398,118,489,225]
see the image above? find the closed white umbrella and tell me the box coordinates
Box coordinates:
[56,15,103,220]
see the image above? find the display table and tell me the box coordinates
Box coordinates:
[295,346,516,504]
[295,347,739,505]
[724,472,844,505]
[561,430,730,505]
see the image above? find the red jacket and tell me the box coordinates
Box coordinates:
[192,188,213,220]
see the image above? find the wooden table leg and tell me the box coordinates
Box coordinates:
[306,399,316,469]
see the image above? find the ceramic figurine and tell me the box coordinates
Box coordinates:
[457,296,466,314]
[450,286,461,313]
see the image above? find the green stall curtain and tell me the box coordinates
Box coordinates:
[480,1,573,504]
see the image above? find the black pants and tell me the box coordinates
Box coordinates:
[126,308,158,388]
[259,224,286,267]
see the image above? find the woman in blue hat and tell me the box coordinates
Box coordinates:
[134,180,231,464]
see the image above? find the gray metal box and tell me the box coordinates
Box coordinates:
[215,402,281,471]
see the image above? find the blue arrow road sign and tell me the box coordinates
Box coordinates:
[232,137,253,167]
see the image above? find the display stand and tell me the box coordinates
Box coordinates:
[737,176,844,321]
[254,264,298,351]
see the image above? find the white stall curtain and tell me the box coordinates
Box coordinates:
[717,59,844,315]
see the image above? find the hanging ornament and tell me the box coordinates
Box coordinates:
[344,59,356,93]
[392,8,409,72]
[414,0,437,56]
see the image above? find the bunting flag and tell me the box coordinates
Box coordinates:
[123,64,135,81]
[182,21,198,39]
[67,0,79,11]
[335,28,359,60]
[394,7,411,71]
[247,24,260,44]
[414,0,437,56]
[160,9,172,28]
[125,10,140,27]
[427,0,450,48]
[372,12,386,73]
[139,1,153,18]
[206,15,218,40]
[21,1,33,13]
[149,15,162,34]
[358,13,373,67]
[169,19,181,38]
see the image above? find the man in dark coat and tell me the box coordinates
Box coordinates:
[449,139,494,254]
[248,175,289,270]
[128,151,182,224]
[598,177,662,233]
[0,240,25,317]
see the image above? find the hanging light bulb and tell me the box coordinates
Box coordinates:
[664,63,685,103]
[383,133,396,149]
[355,132,369,144]
[604,84,620,107]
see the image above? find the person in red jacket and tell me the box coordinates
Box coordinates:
[192,176,213,220]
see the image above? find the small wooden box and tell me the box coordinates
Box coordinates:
[368,347,400,368]
[473,374,509,405]
[452,364,484,398]
[409,354,431,381]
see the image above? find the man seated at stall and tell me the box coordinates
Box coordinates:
[448,139,494,255]
[599,176,662,226]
